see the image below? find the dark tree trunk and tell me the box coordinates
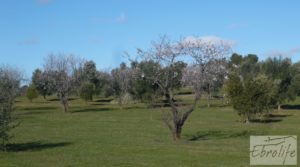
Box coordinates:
[173,125,182,140]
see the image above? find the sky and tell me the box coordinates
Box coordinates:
[1,0,300,78]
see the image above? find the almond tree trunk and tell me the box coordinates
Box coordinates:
[173,125,182,140]
[60,94,68,112]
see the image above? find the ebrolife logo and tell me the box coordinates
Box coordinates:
[250,136,297,165]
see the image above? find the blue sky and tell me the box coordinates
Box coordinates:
[1,0,300,77]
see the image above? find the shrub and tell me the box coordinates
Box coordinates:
[226,74,275,123]
[79,82,95,102]
[26,84,39,102]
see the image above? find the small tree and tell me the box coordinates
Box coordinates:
[43,54,84,112]
[26,84,39,102]
[0,66,22,151]
[226,54,277,123]
[79,82,95,102]
[226,73,275,123]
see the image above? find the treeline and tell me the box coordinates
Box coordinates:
[28,54,300,116]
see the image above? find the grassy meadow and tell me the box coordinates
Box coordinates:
[0,95,299,167]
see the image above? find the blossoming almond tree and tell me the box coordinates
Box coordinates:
[138,36,232,140]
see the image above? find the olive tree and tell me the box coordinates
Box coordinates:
[226,54,278,123]
[226,73,275,123]
[137,36,231,140]
[0,66,22,151]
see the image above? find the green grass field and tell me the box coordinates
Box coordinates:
[0,95,299,167]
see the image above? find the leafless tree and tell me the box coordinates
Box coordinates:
[43,54,84,112]
[138,35,231,140]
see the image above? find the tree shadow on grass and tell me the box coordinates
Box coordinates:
[33,101,51,104]
[250,118,283,124]
[47,98,77,102]
[90,103,106,106]
[6,141,72,152]
[71,107,113,113]
[246,113,292,124]
[94,99,113,103]
[264,113,292,118]
[22,107,57,111]
[18,111,51,115]
[186,130,265,141]
[151,102,192,108]
[17,107,57,115]
[122,105,146,110]
[281,104,300,110]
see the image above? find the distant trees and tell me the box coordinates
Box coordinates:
[129,60,162,105]
[79,61,111,99]
[33,54,117,109]
[291,62,300,96]
[0,66,22,151]
[262,56,297,111]
[26,84,39,102]
[226,54,300,122]
[136,36,231,140]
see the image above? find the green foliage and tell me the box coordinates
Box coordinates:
[0,67,21,151]
[26,84,39,102]
[226,73,275,123]
[230,53,243,66]
[240,54,260,80]
[130,60,162,103]
[83,60,97,82]
[227,54,276,122]
[79,82,95,102]
[31,69,55,99]
[290,62,300,96]
[262,56,296,107]
[163,61,187,90]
